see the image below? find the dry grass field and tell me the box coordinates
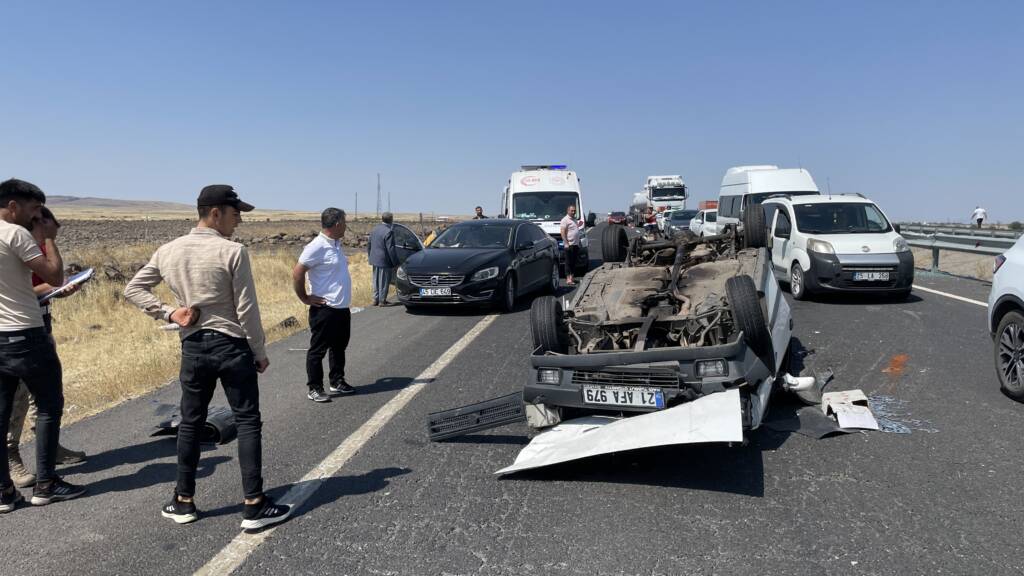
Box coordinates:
[46,242,374,425]
[911,247,995,282]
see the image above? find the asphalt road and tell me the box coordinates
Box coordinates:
[3,224,1021,575]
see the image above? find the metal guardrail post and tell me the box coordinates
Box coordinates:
[931,247,940,272]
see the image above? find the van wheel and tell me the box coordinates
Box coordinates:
[743,205,767,248]
[530,296,568,354]
[602,224,628,263]
[995,310,1024,401]
[726,274,772,357]
[790,264,808,300]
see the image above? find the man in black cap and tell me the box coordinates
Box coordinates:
[125,185,291,530]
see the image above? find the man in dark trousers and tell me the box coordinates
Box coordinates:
[292,207,354,403]
[125,185,290,530]
[1,178,85,513]
[367,212,399,306]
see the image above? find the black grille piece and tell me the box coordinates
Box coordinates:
[571,368,680,388]
[427,392,525,441]
[410,274,464,287]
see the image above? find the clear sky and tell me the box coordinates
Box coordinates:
[2,1,1021,222]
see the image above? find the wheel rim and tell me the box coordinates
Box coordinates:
[791,267,802,295]
[506,277,515,309]
[551,265,559,290]
[998,320,1024,391]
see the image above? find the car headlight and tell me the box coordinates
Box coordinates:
[471,266,499,281]
[807,238,835,254]
[695,359,728,378]
[893,237,910,253]
[537,368,561,385]
[396,266,407,280]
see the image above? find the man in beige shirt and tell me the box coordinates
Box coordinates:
[1,178,86,513]
[125,184,290,530]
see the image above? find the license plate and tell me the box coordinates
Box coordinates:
[419,287,452,296]
[853,272,889,281]
[582,386,665,409]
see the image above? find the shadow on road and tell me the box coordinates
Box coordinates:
[792,291,924,306]
[357,376,415,395]
[441,434,530,446]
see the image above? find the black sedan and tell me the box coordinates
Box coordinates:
[396,219,559,312]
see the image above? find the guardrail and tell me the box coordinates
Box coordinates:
[899,223,1022,239]
[900,229,1017,272]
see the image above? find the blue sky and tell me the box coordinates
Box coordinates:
[2,1,1021,222]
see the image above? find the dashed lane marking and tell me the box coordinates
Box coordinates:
[912,284,987,308]
[194,313,500,576]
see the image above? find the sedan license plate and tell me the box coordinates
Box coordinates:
[419,287,452,296]
[582,386,665,409]
[853,271,890,281]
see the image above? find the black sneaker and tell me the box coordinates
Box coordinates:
[1,486,24,513]
[307,389,331,403]
[31,478,86,506]
[240,496,292,531]
[328,381,355,395]
[161,493,199,524]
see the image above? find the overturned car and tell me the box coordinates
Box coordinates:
[523,208,813,433]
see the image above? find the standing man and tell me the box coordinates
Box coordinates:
[1,178,86,513]
[560,204,584,286]
[125,185,290,530]
[368,212,399,306]
[7,207,86,490]
[473,206,488,219]
[292,207,354,403]
[971,206,988,229]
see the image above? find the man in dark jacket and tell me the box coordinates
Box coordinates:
[367,212,399,306]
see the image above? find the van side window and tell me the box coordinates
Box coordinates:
[774,211,792,237]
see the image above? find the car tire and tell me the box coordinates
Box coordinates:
[995,310,1024,401]
[790,263,808,300]
[743,205,767,249]
[891,288,912,301]
[501,274,516,313]
[602,224,628,263]
[530,295,568,354]
[726,274,773,358]
[547,262,559,294]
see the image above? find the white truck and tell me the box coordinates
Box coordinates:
[645,175,688,212]
[501,165,591,276]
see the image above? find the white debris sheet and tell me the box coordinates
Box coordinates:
[822,389,879,430]
[496,388,743,475]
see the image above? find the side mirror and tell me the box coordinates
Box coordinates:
[893,223,901,234]
[586,212,597,227]
[516,241,532,251]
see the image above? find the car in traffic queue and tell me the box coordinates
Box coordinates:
[988,235,1024,401]
[664,209,698,237]
[688,208,719,237]
[395,219,559,312]
[607,211,627,225]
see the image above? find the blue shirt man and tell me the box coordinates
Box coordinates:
[367,212,399,306]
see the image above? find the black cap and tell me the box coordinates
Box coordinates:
[197,184,254,212]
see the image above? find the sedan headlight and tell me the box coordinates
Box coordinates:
[396,266,407,280]
[893,237,910,253]
[807,238,835,254]
[471,266,499,282]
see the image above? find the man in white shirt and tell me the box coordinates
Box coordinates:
[559,204,584,286]
[971,206,988,229]
[293,208,354,403]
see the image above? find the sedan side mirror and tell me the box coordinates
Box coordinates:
[586,212,597,227]
[516,241,533,251]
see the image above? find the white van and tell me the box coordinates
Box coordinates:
[501,165,590,275]
[717,165,820,231]
[761,195,914,299]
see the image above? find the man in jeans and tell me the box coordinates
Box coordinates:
[367,212,399,306]
[292,207,354,403]
[125,185,290,530]
[1,178,86,513]
[559,204,584,286]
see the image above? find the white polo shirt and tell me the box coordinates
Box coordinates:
[299,232,352,309]
[0,220,45,330]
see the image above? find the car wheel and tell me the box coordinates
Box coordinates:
[790,263,808,300]
[547,262,559,294]
[530,295,568,354]
[743,205,767,248]
[995,310,1024,401]
[501,274,516,313]
[725,274,773,358]
[602,224,628,263]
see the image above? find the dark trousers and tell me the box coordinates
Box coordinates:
[306,306,351,391]
[177,330,263,499]
[0,328,63,489]
[564,245,580,276]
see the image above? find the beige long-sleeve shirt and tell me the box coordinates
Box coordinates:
[124,227,267,361]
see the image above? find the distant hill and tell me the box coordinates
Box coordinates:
[46,195,195,212]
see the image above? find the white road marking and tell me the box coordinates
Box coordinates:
[194,313,500,576]
[913,284,987,308]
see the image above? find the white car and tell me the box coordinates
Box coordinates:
[761,195,914,300]
[988,236,1024,400]
[689,209,719,237]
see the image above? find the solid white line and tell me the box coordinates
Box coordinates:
[913,284,987,308]
[194,313,500,576]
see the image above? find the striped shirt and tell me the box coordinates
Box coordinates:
[124,227,267,361]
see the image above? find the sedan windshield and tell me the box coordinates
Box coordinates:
[513,192,579,221]
[432,225,514,248]
[671,210,698,222]
[794,203,892,234]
